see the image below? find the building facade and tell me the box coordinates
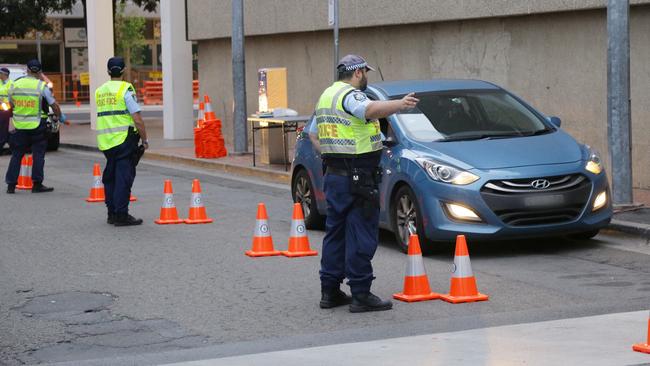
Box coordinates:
[187,0,650,195]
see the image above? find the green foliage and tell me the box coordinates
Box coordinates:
[114,2,146,67]
[0,0,75,37]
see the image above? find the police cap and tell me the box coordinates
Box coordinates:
[26,59,42,73]
[107,57,126,76]
[336,54,375,72]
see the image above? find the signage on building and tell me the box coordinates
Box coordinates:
[79,72,90,86]
[64,28,87,48]
[149,71,162,79]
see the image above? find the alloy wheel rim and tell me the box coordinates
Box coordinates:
[295,177,311,218]
[396,194,417,247]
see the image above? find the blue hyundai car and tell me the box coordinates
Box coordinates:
[291,80,612,253]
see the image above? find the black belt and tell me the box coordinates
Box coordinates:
[326,166,351,176]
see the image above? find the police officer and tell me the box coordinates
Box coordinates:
[315,55,419,312]
[0,67,12,155]
[5,59,62,194]
[95,57,148,226]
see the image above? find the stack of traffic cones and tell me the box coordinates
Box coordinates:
[393,234,440,302]
[246,203,281,257]
[633,312,650,354]
[16,155,33,190]
[194,102,205,157]
[85,163,105,202]
[194,95,227,159]
[282,203,318,257]
[184,179,213,224]
[155,180,183,224]
[439,235,489,304]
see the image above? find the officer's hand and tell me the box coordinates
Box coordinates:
[142,140,149,150]
[399,92,419,110]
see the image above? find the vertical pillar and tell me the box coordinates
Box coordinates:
[607,0,633,205]
[232,0,248,153]
[87,0,114,130]
[161,0,194,140]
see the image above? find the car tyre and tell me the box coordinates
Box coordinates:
[292,168,325,229]
[391,185,436,255]
[568,229,600,240]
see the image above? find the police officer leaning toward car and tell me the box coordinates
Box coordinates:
[95,57,148,226]
[5,59,62,194]
[0,67,12,155]
[315,55,419,312]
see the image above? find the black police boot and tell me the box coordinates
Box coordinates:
[113,213,143,227]
[7,184,16,194]
[320,287,352,309]
[31,183,54,193]
[107,213,115,225]
[349,292,393,313]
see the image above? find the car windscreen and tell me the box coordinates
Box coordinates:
[396,90,552,142]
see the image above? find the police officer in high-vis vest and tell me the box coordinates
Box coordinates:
[315,55,419,312]
[0,67,12,155]
[95,57,148,226]
[5,59,62,194]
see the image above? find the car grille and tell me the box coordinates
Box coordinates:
[480,174,591,227]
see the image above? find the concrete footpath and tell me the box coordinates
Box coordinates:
[164,311,650,366]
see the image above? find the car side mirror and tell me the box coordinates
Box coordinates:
[548,116,562,128]
[383,136,398,148]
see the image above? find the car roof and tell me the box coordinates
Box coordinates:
[369,79,501,97]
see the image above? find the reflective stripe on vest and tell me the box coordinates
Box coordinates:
[95,80,136,151]
[315,81,382,155]
[0,80,13,102]
[10,77,45,130]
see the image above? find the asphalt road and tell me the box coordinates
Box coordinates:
[1,150,649,365]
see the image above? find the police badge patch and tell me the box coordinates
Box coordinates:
[353,92,367,102]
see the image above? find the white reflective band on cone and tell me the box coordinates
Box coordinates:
[162,193,175,208]
[405,255,426,277]
[20,165,28,176]
[451,255,474,278]
[190,193,203,208]
[92,176,102,188]
[254,220,271,237]
[290,219,307,237]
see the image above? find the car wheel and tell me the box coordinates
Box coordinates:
[47,131,59,151]
[568,229,600,240]
[392,185,436,254]
[292,169,325,229]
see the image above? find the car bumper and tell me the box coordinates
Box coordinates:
[413,163,612,242]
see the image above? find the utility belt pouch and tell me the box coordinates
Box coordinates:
[350,168,380,218]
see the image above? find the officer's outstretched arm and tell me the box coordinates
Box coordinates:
[50,102,62,119]
[365,92,419,120]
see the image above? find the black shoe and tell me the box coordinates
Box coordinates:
[320,288,352,309]
[7,184,15,194]
[107,213,115,225]
[31,183,54,193]
[113,214,143,227]
[349,292,393,313]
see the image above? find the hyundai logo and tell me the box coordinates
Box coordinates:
[531,179,551,189]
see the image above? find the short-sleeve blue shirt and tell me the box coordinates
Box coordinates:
[124,89,141,114]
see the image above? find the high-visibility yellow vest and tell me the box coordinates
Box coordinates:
[10,77,46,130]
[315,81,382,156]
[95,80,136,151]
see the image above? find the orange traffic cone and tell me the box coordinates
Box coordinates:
[440,235,488,304]
[16,155,33,190]
[129,194,137,202]
[393,234,441,302]
[203,95,216,121]
[246,203,281,257]
[282,203,318,257]
[85,163,105,202]
[196,101,205,128]
[155,180,183,224]
[633,312,650,354]
[184,179,213,224]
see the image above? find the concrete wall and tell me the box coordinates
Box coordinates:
[196,6,650,190]
[187,0,650,39]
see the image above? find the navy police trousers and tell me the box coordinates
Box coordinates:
[102,134,138,215]
[319,173,379,295]
[5,121,47,185]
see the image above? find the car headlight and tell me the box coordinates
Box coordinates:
[443,202,483,222]
[415,158,479,185]
[584,147,602,175]
[593,191,607,211]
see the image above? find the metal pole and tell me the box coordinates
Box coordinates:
[36,32,42,62]
[232,0,248,154]
[333,0,339,81]
[607,0,633,205]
